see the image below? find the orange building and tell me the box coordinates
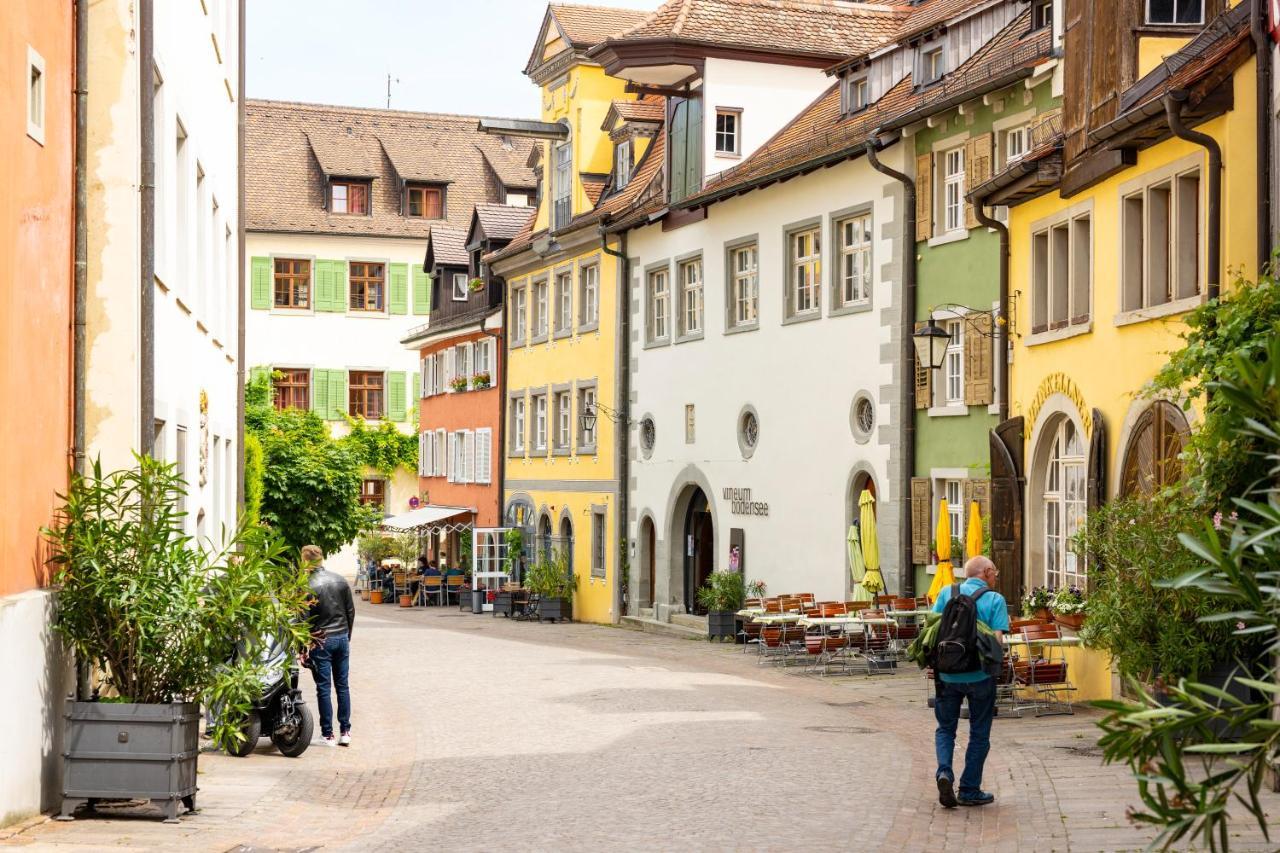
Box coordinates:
[1,0,75,822]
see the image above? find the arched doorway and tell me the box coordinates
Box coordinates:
[559,515,574,577]
[638,516,656,608]
[1120,401,1190,498]
[538,514,553,564]
[1029,413,1088,591]
[682,486,714,613]
[847,469,877,598]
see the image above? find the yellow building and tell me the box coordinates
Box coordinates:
[972,2,1259,700]
[485,4,659,624]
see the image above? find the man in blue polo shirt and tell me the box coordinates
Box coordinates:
[931,555,1009,808]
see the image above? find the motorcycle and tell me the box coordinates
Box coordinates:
[227,634,314,758]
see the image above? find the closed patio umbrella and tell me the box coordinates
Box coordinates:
[847,524,872,602]
[858,490,885,596]
[965,500,983,561]
[927,499,955,602]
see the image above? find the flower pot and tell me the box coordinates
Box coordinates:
[60,701,200,823]
[398,594,413,608]
[1033,607,1052,623]
[361,589,370,602]
[707,610,737,641]
[1053,612,1085,631]
[370,590,383,605]
[538,597,571,623]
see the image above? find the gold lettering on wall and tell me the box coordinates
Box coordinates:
[1026,372,1092,437]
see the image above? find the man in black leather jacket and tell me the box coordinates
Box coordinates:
[302,545,355,747]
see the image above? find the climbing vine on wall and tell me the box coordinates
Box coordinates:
[340,416,419,477]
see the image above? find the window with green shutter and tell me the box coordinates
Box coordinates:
[328,370,347,419]
[411,371,420,405]
[412,268,431,315]
[250,257,271,309]
[315,260,348,312]
[389,263,409,315]
[311,369,330,418]
[388,371,407,421]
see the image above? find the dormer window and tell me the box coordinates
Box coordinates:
[920,45,945,86]
[714,109,741,156]
[615,139,633,189]
[1146,0,1203,25]
[1032,0,1053,31]
[405,183,443,219]
[844,75,870,114]
[330,180,369,215]
[504,188,530,207]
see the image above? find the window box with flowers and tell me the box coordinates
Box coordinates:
[450,376,469,393]
[471,371,491,390]
[1022,587,1052,622]
[1049,586,1087,631]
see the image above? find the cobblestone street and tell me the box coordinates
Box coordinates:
[4,600,1277,852]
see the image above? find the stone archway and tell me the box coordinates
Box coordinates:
[1026,395,1089,591]
[637,512,656,610]
[678,485,714,614]
[660,466,719,615]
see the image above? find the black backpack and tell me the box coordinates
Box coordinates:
[930,583,990,674]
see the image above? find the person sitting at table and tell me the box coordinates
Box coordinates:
[422,560,442,578]
[443,565,464,578]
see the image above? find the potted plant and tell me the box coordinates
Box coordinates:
[468,277,485,293]
[44,456,311,822]
[1049,586,1087,630]
[471,371,492,390]
[746,579,767,599]
[450,376,469,392]
[527,549,574,622]
[696,572,746,641]
[1021,586,1052,622]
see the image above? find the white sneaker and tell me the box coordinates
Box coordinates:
[319,735,337,747]
[338,732,351,747]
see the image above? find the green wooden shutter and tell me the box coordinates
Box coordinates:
[412,268,431,315]
[251,257,271,309]
[311,369,329,417]
[249,365,270,386]
[685,97,703,197]
[328,370,346,419]
[670,100,687,203]
[316,260,347,312]
[314,261,332,311]
[412,371,420,404]
[388,371,407,421]
[389,263,409,315]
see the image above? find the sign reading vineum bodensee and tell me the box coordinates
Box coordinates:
[723,487,769,517]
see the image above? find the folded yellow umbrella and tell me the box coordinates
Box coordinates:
[965,500,983,560]
[927,499,955,602]
[847,524,872,602]
[858,491,884,596]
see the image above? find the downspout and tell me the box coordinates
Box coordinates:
[236,0,247,508]
[1165,91,1222,300]
[1251,0,1273,271]
[73,0,90,703]
[600,224,629,624]
[478,297,505,527]
[139,0,156,454]
[971,199,1010,423]
[865,135,916,597]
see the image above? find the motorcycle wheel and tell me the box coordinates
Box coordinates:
[272,701,314,757]
[228,710,261,758]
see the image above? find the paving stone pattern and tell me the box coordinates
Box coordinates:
[4,603,1277,852]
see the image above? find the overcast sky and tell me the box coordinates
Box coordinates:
[247,0,665,117]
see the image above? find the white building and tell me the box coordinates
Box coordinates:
[244,101,533,570]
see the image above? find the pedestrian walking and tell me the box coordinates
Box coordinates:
[930,555,1009,808]
[302,544,355,747]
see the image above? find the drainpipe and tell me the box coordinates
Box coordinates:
[1252,0,1273,271]
[236,0,247,508]
[1165,91,1222,300]
[139,0,156,454]
[865,135,917,598]
[600,224,629,623]
[971,200,1010,424]
[72,0,90,703]
[479,301,505,527]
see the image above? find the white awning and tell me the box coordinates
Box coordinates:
[380,505,473,532]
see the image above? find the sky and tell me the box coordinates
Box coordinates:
[247,0,666,117]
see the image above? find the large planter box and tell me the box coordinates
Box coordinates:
[539,597,571,623]
[493,591,516,618]
[707,611,736,641]
[61,701,200,823]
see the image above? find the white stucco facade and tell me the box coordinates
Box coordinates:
[625,145,909,614]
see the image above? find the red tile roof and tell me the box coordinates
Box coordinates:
[550,3,652,47]
[471,204,537,244]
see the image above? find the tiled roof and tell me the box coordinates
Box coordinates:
[245,99,535,237]
[551,3,651,47]
[476,140,537,188]
[426,225,470,267]
[895,0,1001,42]
[603,0,910,61]
[582,174,609,206]
[604,95,667,130]
[472,204,536,244]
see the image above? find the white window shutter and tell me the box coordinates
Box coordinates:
[435,429,445,475]
[476,428,491,483]
[443,352,453,392]
[462,430,475,483]
[446,432,455,482]
[463,342,474,378]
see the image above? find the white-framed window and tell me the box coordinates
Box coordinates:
[715,109,740,155]
[454,342,472,381]
[678,258,703,336]
[553,142,572,229]
[943,319,964,405]
[555,270,572,334]
[579,263,599,327]
[452,272,469,301]
[475,338,492,376]
[534,394,548,451]
[578,385,597,449]
[788,227,821,317]
[836,213,872,307]
[728,244,758,329]
[844,75,869,114]
[26,46,46,145]
[1121,166,1202,312]
[1004,125,1028,166]
[944,480,964,541]
[921,45,944,86]
[1032,0,1054,30]
[511,398,526,453]
[615,139,632,189]
[475,428,492,484]
[942,147,965,233]
[1031,210,1092,333]
[512,284,528,343]
[1146,0,1203,25]
[648,268,669,341]
[1043,418,1087,589]
[435,428,446,476]
[555,390,571,449]
[533,279,548,338]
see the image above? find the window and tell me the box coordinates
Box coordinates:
[1031,211,1092,333]
[555,270,572,334]
[435,428,446,476]
[511,396,526,453]
[685,403,695,444]
[349,371,385,419]
[533,279,548,338]
[452,273,469,302]
[788,227,821,317]
[1120,401,1190,497]
[330,180,369,215]
[844,75,870,114]
[273,258,311,309]
[454,342,472,382]
[554,391,571,450]
[349,261,385,312]
[512,285,527,343]
[942,147,965,233]
[1003,125,1028,166]
[615,139,633,189]
[475,428,492,484]
[1043,419,1087,589]
[175,426,187,516]
[273,368,310,411]
[578,386,597,449]
[406,184,442,219]
[921,46,944,86]
[1147,0,1203,25]
[836,213,872,307]
[360,478,386,512]
[715,109,740,155]
[739,410,759,449]
[533,395,548,451]
[553,142,572,229]
[27,47,45,144]
[640,417,656,454]
[591,510,606,577]
[475,337,492,377]
[1032,0,1054,30]
[678,258,703,336]
[944,480,964,543]
[1121,168,1201,312]
[728,244,759,328]
[579,264,599,328]
[648,268,670,341]
[943,320,964,405]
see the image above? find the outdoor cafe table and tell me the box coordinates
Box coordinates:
[797,616,894,628]
[736,607,767,617]
[886,609,932,618]
[1004,635,1082,648]
[750,613,805,625]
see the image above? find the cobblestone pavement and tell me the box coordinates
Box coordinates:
[4,601,1278,852]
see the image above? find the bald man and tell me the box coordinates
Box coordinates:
[930,555,1009,808]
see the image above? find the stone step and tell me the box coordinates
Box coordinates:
[619,615,707,641]
[637,606,655,619]
[670,612,708,631]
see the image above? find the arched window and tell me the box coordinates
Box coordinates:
[559,516,574,576]
[538,514,553,564]
[1120,401,1190,498]
[1043,418,1086,589]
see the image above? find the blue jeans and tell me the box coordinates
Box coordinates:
[934,676,995,796]
[309,634,351,738]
